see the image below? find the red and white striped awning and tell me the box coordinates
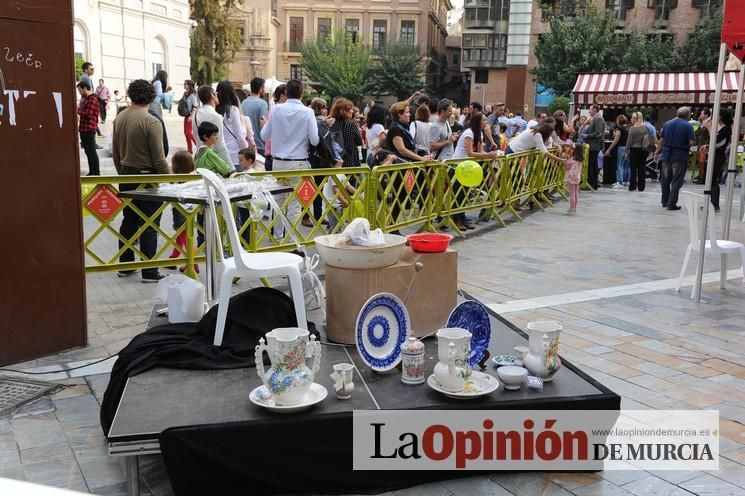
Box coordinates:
[572,71,743,107]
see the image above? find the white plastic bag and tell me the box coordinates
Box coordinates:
[154,274,206,323]
[339,218,385,246]
[302,254,326,321]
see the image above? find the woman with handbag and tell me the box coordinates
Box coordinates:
[150,70,169,117]
[626,112,650,192]
[409,104,432,156]
[215,80,248,171]
[181,80,199,153]
[330,98,363,168]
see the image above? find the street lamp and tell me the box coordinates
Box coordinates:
[250,60,261,78]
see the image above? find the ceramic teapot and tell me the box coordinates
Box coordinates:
[515,320,562,382]
[434,327,472,392]
[255,327,321,406]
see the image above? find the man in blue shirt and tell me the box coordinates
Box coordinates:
[513,112,527,134]
[240,77,269,169]
[643,115,657,140]
[655,107,695,210]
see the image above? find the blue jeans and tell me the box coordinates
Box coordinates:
[660,160,687,208]
[616,146,629,183]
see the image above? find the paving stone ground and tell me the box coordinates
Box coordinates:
[2,114,745,495]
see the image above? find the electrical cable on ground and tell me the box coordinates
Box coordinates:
[0,353,120,375]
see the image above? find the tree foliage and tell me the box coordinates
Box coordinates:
[534,8,702,96]
[614,30,676,73]
[548,96,570,115]
[299,29,372,103]
[189,0,241,85]
[675,8,722,71]
[74,55,84,80]
[533,8,619,96]
[367,41,426,101]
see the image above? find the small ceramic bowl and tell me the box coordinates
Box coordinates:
[491,354,521,368]
[497,366,528,390]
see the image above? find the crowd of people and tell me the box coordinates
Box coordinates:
[80,62,736,281]
[78,69,600,281]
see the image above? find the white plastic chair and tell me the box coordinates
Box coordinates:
[198,169,307,345]
[676,191,745,297]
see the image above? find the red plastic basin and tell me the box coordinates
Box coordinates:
[406,233,453,253]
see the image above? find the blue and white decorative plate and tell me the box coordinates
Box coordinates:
[356,293,410,372]
[447,301,492,367]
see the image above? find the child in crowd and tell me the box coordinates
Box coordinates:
[172,149,195,174]
[235,148,265,243]
[561,144,584,216]
[237,148,265,172]
[195,122,232,177]
[371,149,398,166]
[168,151,199,273]
[323,161,359,232]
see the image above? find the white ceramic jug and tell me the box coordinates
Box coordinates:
[255,327,321,406]
[515,320,562,382]
[434,327,472,392]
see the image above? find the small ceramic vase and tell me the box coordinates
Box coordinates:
[331,363,355,399]
[401,336,425,385]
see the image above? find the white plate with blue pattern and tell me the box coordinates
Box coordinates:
[355,292,410,372]
[447,300,492,367]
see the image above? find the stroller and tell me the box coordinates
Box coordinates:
[645,157,659,181]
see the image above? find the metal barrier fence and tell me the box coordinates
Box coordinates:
[81,145,589,274]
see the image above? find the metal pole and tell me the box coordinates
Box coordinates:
[126,456,140,496]
[693,43,728,302]
[723,64,745,239]
[741,152,745,222]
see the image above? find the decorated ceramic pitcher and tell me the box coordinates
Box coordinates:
[255,327,321,406]
[515,320,562,382]
[434,328,472,392]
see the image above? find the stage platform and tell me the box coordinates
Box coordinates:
[107,301,620,495]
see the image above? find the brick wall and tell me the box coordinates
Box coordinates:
[470,69,508,106]
[620,2,703,43]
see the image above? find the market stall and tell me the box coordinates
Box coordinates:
[571,70,744,185]
[572,70,742,120]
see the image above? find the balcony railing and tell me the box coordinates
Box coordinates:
[555,0,589,17]
[461,48,507,69]
[284,41,302,53]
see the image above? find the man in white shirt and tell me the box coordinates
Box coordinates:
[192,85,232,165]
[260,79,319,238]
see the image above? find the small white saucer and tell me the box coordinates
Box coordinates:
[427,371,500,399]
[249,383,328,413]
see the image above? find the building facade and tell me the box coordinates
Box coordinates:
[226,0,277,86]
[276,0,451,88]
[441,12,470,107]
[463,0,718,118]
[73,0,192,98]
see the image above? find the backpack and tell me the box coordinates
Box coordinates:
[177,98,190,117]
[162,92,173,111]
[311,120,339,167]
[330,128,347,161]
